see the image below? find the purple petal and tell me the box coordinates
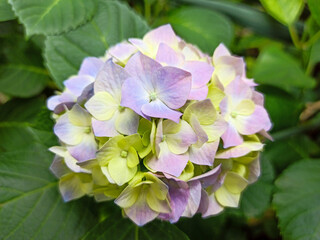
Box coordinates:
[158,179,189,223]
[198,189,223,217]
[125,52,162,92]
[107,42,137,63]
[154,66,191,109]
[121,77,150,117]
[190,165,221,188]
[92,115,119,137]
[64,75,94,96]
[78,57,104,77]
[94,59,131,100]
[68,133,97,161]
[224,77,252,105]
[215,142,263,159]
[156,43,183,66]
[141,99,182,123]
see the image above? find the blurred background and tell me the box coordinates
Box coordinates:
[0,0,320,239]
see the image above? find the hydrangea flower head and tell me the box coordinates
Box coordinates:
[48,24,271,226]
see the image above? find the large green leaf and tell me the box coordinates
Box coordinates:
[167,7,233,54]
[252,46,316,96]
[8,0,96,36]
[82,216,190,240]
[45,0,149,89]
[308,38,320,73]
[0,97,45,123]
[0,64,49,98]
[174,0,292,40]
[0,0,15,21]
[308,0,320,26]
[260,0,304,25]
[0,125,99,240]
[273,160,320,240]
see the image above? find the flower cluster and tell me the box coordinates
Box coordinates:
[48,24,271,226]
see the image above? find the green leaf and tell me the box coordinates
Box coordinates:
[308,0,320,26]
[261,88,302,132]
[0,0,15,21]
[253,46,316,96]
[45,0,149,89]
[174,0,292,40]
[8,0,97,36]
[273,160,320,240]
[168,7,233,54]
[81,215,190,240]
[0,125,99,240]
[260,0,304,25]
[0,97,45,123]
[0,64,49,98]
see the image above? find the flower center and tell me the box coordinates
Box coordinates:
[162,135,167,142]
[84,127,91,134]
[149,92,157,102]
[120,150,128,158]
[231,112,237,118]
[118,105,125,112]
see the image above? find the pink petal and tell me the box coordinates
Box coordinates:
[213,43,231,64]
[189,141,219,166]
[221,123,243,148]
[107,42,137,63]
[146,142,189,177]
[182,181,202,217]
[235,105,272,135]
[183,61,214,88]
[144,24,178,49]
[188,85,208,101]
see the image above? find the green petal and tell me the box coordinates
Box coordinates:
[215,185,240,207]
[146,189,171,213]
[234,99,255,116]
[115,185,141,208]
[207,84,225,110]
[97,135,123,165]
[118,133,143,151]
[108,157,137,186]
[127,147,140,168]
[224,172,248,194]
[85,92,118,121]
[178,161,194,181]
[67,104,91,127]
[138,118,152,135]
[183,99,217,125]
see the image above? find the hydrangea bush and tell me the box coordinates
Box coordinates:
[48,24,271,226]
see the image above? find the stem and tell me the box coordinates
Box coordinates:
[304,30,320,49]
[144,0,151,23]
[135,225,139,240]
[288,24,301,49]
[271,116,320,141]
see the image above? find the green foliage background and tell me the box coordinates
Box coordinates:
[0,0,320,239]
